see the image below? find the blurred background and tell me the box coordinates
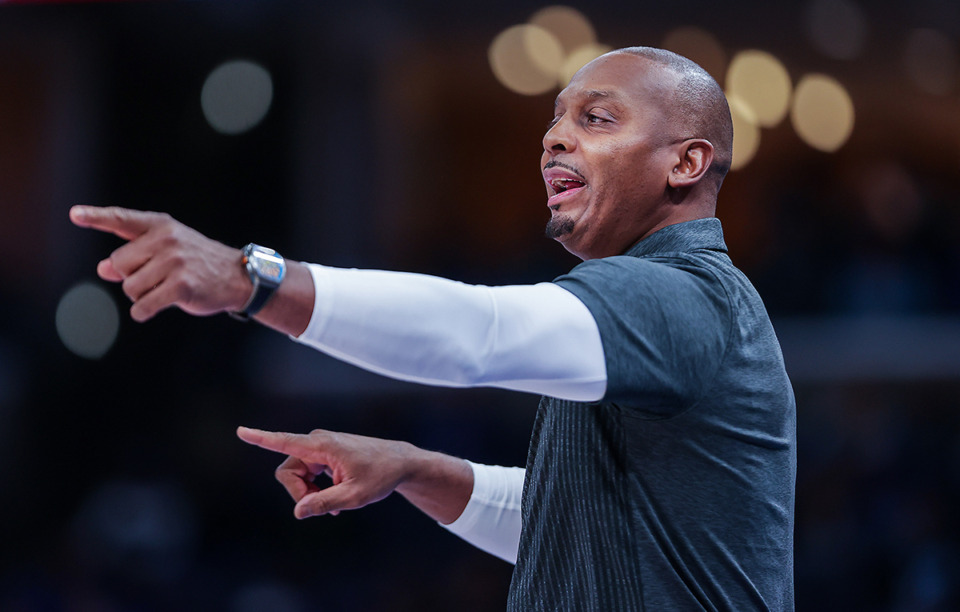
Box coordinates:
[1,0,959,610]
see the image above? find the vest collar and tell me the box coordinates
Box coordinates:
[623,217,728,258]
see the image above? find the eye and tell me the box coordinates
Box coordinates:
[585,109,612,125]
[547,115,562,129]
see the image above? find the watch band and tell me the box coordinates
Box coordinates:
[240,276,277,317]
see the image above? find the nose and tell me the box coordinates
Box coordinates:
[543,115,574,155]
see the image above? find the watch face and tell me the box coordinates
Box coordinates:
[250,248,285,284]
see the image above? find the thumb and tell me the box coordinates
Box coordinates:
[294,485,356,519]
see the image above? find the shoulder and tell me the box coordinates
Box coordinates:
[552,253,738,409]
[554,252,733,316]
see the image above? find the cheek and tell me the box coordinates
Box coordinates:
[596,166,641,205]
[595,143,647,185]
[613,148,666,193]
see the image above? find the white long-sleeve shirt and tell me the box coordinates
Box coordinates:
[293,263,608,563]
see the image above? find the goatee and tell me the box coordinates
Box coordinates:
[545,215,575,239]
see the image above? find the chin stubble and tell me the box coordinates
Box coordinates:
[545,214,575,239]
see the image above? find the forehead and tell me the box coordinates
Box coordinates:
[555,53,675,111]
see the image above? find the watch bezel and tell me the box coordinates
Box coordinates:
[244,244,286,287]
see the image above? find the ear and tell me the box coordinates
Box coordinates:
[667,139,715,189]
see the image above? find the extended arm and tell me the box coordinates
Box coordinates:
[295,264,606,401]
[236,426,474,523]
[70,206,607,402]
[237,426,523,563]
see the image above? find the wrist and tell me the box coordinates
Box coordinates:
[239,261,315,337]
[229,249,253,311]
[396,445,473,525]
[393,441,426,491]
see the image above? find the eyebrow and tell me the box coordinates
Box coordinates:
[554,89,624,109]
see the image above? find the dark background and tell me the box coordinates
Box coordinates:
[1,1,960,610]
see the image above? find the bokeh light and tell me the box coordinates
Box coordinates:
[662,26,727,82]
[55,281,121,360]
[491,8,608,94]
[803,0,868,60]
[726,50,792,128]
[902,28,958,96]
[727,94,761,170]
[528,5,595,55]
[489,24,564,96]
[201,60,274,135]
[791,73,855,152]
[557,43,613,87]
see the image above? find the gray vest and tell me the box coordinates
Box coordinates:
[507,219,796,611]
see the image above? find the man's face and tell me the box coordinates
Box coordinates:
[542,53,680,260]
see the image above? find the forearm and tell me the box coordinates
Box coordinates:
[395,445,474,525]
[293,264,607,401]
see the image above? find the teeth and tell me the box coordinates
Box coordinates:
[551,178,585,192]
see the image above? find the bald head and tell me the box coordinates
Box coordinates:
[542,48,734,259]
[612,47,734,191]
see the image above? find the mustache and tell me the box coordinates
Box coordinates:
[542,160,586,180]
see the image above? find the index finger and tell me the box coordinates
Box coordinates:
[237,426,321,459]
[69,206,169,240]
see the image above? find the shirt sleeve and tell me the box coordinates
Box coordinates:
[292,263,607,402]
[440,462,524,564]
[553,255,731,416]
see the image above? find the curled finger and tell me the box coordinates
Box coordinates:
[97,259,124,282]
[293,485,353,520]
[128,280,176,322]
[275,456,322,503]
[120,257,168,304]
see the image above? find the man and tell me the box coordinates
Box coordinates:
[72,47,796,610]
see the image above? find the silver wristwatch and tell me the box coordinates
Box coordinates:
[233,243,286,319]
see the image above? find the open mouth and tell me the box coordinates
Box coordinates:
[543,164,588,206]
[550,178,586,194]
[548,178,587,207]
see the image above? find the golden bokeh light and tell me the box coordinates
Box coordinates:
[727,94,761,170]
[489,24,564,96]
[662,26,727,82]
[529,5,596,55]
[558,43,613,87]
[726,50,792,128]
[791,73,855,152]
